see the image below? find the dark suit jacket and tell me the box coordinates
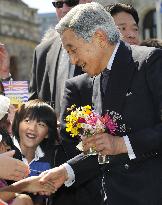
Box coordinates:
[29,33,59,101]
[29,30,64,107]
[60,41,162,205]
[50,141,103,205]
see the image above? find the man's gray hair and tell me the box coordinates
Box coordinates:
[55,2,120,43]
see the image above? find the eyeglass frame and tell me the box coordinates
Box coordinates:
[52,0,79,8]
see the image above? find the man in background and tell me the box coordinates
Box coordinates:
[106,3,140,45]
[29,0,76,103]
[29,0,91,117]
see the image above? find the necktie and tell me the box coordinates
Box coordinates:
[74,65,85,76]
[101,68,110,97]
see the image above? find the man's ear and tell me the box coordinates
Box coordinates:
[94,30,107,48]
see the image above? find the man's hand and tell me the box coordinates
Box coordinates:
[82,133,127,156]
[39,165,68,191]
[0,151,30,181]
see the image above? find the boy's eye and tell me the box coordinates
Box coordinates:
[24,118,30,123]
[133,27,139,31]
[38,122,47,127]
[119,26,126,31]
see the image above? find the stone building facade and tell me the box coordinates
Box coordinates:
[0,0,40,80]
[0,0,161,80]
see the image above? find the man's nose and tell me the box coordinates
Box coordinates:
[126,30,136,38]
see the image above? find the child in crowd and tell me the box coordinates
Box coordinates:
[12,99,57,176]
[12,99,102,205]
[0,95,21,159]
[12,99,58,205]
[0,95,33,205]
[0,95,15,136]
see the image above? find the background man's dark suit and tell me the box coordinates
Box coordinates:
[60,41,162,205]
[29,31,61,102]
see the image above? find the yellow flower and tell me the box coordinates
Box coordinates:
[82,105,92,115]
[65,105,92,137]
[67,104,76,111]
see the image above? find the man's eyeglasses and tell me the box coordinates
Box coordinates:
[52,0,79,8]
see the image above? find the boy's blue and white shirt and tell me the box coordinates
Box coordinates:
[13,137,51,176]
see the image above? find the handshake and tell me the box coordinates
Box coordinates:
[0,131,126,196]
[0,165,68,196]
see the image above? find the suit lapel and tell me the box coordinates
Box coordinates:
[102,41,137,114]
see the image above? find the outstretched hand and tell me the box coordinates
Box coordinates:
[0,176,56,196]
[0,151,30,181]
[39,165,68,193]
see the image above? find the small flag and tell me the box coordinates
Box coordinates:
[2,81,29,108]
[2,81,28,94]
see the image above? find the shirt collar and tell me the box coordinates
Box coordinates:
[13,137,45,163]
[107,41,120,71]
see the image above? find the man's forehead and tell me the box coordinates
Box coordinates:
[62,29,76,40]
[114,12,137,25]
[62,30,79,48]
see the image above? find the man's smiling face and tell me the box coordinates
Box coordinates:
[61,29,108,76]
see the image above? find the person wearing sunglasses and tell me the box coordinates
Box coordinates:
[29,0,92,118]
[52,0,79,9]
[52,0,79,17]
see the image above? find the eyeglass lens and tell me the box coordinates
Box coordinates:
[52,0,79,8]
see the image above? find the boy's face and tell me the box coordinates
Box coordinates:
[18,118,49,149]
[113,11,140,45]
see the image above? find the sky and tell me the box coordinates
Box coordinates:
[22,0,55,13]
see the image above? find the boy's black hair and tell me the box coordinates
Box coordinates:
[12,99,59,152]
[106,3,139,26]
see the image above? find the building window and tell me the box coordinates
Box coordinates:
[143,9,157,39]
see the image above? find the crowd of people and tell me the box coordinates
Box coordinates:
[0,1,162,205]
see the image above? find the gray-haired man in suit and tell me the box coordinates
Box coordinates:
[39,3,162,205]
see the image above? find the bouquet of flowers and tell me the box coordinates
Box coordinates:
[65,104,126,163]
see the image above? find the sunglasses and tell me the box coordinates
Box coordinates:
[52,0,79,8]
